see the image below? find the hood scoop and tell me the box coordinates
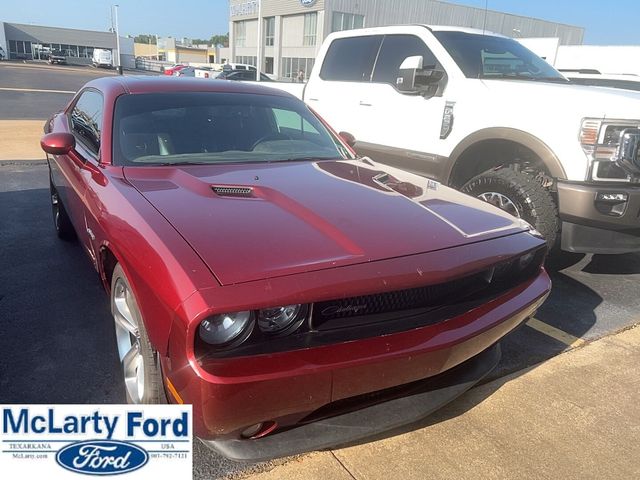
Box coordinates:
[211,185,254,197]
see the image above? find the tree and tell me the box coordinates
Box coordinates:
[134,34,156,44]
[209,33,229,47]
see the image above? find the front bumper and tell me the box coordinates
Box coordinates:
[164,268,550,460]
[557,180,640,254]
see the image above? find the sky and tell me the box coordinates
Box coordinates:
[1,0,638,45]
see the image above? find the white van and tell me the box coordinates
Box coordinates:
[92,49,113,68]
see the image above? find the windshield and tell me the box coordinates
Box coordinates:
[433,31,567,82]
[113,92,348,166]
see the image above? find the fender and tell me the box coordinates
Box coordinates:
[446,127,567,184]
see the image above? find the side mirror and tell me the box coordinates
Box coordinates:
[397,55,445,95]
[616,128,640,175]
[41,132,75,155]
[339,131,356,148]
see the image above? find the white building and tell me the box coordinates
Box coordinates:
[228,0,584,80]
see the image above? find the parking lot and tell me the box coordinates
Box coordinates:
[1,62,639,479]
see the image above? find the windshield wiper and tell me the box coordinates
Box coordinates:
[270,156,340,163]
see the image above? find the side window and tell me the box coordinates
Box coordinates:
[372,35,440,85]
[70,90,103,155]
[319,35,382,82]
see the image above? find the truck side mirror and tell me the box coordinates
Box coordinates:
[616,128,640,175]
[396,55,445,96]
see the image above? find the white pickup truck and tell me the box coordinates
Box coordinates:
[266,25,640,254]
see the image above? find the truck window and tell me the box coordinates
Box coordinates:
[319,35,382,82]
[372,35,440,85]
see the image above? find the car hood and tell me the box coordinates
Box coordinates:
[481,79,640,119]
[124,159,528,285]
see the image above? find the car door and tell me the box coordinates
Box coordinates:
[356,34,448,180]
[59,89,104,259]
[304,35,382,138]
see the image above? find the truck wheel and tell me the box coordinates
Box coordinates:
[461,167,559,249]
[111,263,167,404]
[50,181,76,241]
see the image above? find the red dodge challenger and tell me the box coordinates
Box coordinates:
[41,76,550,461]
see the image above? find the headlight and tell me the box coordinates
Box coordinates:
[199,311,253,346]
[493,249,544,282]
[580,118,636,181]
[258,304,306,334]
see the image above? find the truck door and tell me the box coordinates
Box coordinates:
[356,34,448,180]
[304,35,382,139]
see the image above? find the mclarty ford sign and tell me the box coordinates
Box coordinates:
[0,405,192,478]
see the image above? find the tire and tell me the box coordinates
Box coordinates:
[110,263,167,404]
[50,181,76,241]
[461,167,559,249]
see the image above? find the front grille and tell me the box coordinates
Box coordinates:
[313,272,485,326]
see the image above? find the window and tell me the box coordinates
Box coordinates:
[319,36,382,82]
[372,35,439,85]
[265,17,275,46]
[235,55,257,66]
[273,108,320,136]
[265,56,274,74]
[432,31,565,81]
[112,92,346,165]
[303,12,317,46]
[235,21,247,47]
[332,12,365,32]
[281,57,314,80]
[9,40,17,54]
[70,90,103,155]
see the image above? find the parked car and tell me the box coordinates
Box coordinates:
[266,25,640,255]
[222,62,256,72]
[41,76,550,461]
[163,64,186,76]
[92,48,113,68]
[216,69,273,81]
[173,66,197,77]
[48,49,66,65]
[561,70,640,92]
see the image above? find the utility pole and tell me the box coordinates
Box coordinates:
[256,0,262,81]
[113,4,122,74]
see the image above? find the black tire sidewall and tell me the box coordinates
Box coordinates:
[461,168,559,249]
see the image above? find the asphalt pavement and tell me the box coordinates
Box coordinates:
[1,62,639,479]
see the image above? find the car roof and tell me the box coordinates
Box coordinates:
[87,75,292,97]
[327,24,507,39]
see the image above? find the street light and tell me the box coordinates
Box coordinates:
[256,0,262,81]
[113,4,122,74]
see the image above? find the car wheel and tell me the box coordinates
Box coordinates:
[461,167,559,249]
[50,181,76,241]
[110,263,167,404]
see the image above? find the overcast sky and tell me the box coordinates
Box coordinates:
[1,0,638,44]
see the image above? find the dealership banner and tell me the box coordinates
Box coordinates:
[1,404,192,478]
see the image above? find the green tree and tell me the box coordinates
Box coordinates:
[134,34,157,44]
[209,33,229,47]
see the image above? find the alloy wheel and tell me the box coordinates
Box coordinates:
[112,277,145,403]
[477,191,521,218]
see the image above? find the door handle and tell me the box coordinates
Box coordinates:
[359,101,372,106]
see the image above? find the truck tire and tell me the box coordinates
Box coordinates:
[461,167,559,249]
[110,263,167,404]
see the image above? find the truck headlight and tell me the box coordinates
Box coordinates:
[199,311,254,346]
[580,118,636,181]
[258,304,307,334]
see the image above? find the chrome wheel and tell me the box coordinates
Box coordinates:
[51,191,60,232]
[477,191,521,218]
[112,277,145,403]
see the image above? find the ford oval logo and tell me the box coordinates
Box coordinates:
[56,440,149,475]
